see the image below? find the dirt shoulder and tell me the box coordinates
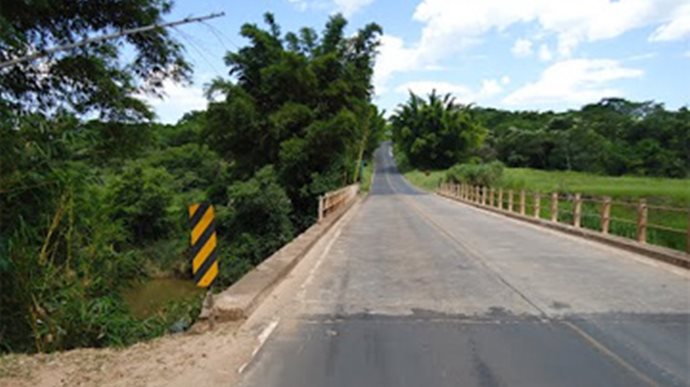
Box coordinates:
[0,321,244,387]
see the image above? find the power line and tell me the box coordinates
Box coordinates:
[172,27,225,79]
[0,12,225,69]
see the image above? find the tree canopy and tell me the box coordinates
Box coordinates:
[0,0,190,121]
[472,98,690,178]
[391,91,487,170]
[205,13,385,226]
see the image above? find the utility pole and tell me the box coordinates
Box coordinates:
[0,12,225,69]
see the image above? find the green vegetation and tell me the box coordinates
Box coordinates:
[392,91,688,252]
[361,160,375,192]
[404,167,690,204]
[497,168,690,205]
[391,91,486,170]
[1,6,383,354]
[472,99,689,179]
[401,170,446,192]
[446,161,505,187]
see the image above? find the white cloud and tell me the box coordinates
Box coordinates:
[141,80,208,124]
[286,0,373,15]
[649,3,690,40]
[396,81,472,98]
[479,79,503,97]
[501,76,511,85]
[375,1,688,96]
[374,35,422,94]
[287,0,308,11]
[538,44,553,62]
[412,0,690,57]
[334,0,374,16]
[395,78,505,103]
[512,38,534,57]
[504,59,643,107]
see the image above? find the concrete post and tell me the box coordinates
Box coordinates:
[533,192,541,219]
[508,190,514,212]
[498,188,503,210]
[519,190,526,215]
[481,186,487,205]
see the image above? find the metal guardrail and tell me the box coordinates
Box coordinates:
[318,184,360,222]
[439,182,690,254]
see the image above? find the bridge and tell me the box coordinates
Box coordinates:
[230,143,689,386]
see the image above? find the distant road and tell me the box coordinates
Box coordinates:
[240,142,690,387]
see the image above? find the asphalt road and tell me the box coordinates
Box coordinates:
[239,143,690,387]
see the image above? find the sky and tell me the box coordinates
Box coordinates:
[143,0,690,123]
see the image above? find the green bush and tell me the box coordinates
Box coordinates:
[106,161,176,245]
[215,166,295,287]
[446,161,505,186]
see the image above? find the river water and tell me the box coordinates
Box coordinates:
[122,278,204,319]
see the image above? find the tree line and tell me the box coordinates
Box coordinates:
[392,93,689,180]
[1,2,384,354]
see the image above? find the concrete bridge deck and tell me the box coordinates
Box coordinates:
[238,143,689,386]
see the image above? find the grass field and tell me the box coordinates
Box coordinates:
[404,168,690,205]
[402,167,690,253]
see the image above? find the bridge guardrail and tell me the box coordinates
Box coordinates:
[438,182,690,259]
[318,184,360,222]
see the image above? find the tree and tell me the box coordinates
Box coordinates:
[391,90,486,169]
[0,0,190,121]
[468,98,689,178]
[205,13,384,228]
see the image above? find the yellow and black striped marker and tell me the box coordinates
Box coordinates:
[188,203,219,288]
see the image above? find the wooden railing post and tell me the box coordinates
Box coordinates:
[533,192,541,219]
[508,190,514,212]
[601,197,611,234]
[519,190,526,215]
[489,188,495,207]
[573,193,582,228]
[550,192,558,222]
[498,188,504,210]
[637,199,647,244]
[475,186,480,203]
[481,186,487,205]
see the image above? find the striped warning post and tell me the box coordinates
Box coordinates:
[188,203,219,288]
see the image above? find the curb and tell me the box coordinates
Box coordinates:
[201,194,362,324]
[437,192,690,269]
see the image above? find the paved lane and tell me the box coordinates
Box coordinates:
[239,143,690,387]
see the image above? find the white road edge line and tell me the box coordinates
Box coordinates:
[298,228,343,300]
[237,318,280,374]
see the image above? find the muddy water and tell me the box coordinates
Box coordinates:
[122,278,204,319]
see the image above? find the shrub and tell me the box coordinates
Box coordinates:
[106,161,176,244]
[446,161,505,186]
